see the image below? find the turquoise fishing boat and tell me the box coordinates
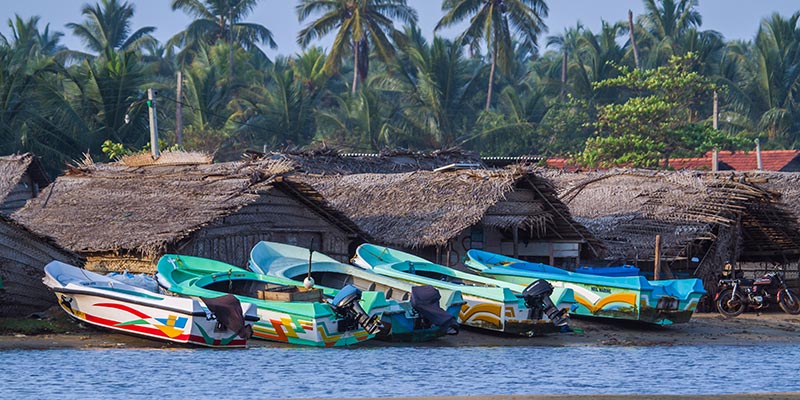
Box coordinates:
[352,244,575,336]
[464,249,706,325]
[156,254,389,347]
[249,241,463,342]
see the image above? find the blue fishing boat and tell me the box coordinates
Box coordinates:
[576,265,640,277]
[249,241,462,342]
[352,244,575,336]
[464,249,706,325]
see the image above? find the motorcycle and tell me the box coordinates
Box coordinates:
[715,268,800,317]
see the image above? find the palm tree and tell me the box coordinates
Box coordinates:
[66,0,155,56]
[297,0,418,95]
[746,12,800,146]
[0,16,92,172]
[437,0,548,111]
[380,26,483,147]
[546,23,584,100]
[638,0,702,67]
[170,0,277,68]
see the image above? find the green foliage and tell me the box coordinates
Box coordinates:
[101,140,131,159]
[582,53,739,167]
[4,1,800,176]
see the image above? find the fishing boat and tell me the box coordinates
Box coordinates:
[249,241,463,342]
[42,260,258,348]
[156,254,388,347]
[464,249,706,325]
[576,265,640,277]
[352,244,575,336]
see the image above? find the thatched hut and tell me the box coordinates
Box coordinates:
[539,169,800,289]
[295,166,601,269]
[0,153,50,214]
[256,148,482,175]
[0,214,80,317]
[13,157,368,273]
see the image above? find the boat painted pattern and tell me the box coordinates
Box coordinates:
[353,244,576,335]
[250,241,465,342]
[464,249,706,325]
[44,261,252,348]
[157,255,387,347]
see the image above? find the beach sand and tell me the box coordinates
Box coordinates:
[1,310,799,349]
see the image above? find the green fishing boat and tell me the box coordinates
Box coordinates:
[156,254,388,347]
[352,244,575,336]
[250,241,463,342]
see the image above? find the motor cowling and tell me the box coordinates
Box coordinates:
[331,284,383,334]
[521,279,569,327]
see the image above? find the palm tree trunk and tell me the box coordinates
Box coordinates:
[486,42,497,111]
[352,40,359,95]
[561,50,567,100]
[628,10,640,70]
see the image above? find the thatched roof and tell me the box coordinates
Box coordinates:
[0,153,49,203]
[539,168,800,267]
[253,149,483,175]
[295,167,600,253]
[12,157,364,256]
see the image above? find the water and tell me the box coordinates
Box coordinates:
[2,344,799,399]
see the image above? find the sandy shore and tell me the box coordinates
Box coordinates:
[1,310,798,350]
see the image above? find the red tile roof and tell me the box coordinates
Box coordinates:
[670,150,800,171]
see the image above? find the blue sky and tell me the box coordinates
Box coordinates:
[2,1,799,56]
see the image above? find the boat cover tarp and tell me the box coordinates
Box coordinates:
[201,294,250,339]
[410,285,456,329]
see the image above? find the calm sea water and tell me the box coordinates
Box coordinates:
[2,344,799,399]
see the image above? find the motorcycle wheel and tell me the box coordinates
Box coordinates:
[716,289,746,317]
[778,289,800,315]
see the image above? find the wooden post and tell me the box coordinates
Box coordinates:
[512,226,519,258]
[654,234,661,280]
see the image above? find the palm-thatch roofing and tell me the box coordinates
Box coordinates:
[254,148,482,175]
[0,153,49,203]
[294,167,601,254]
[12,157,366,257]
[539,168,800,279]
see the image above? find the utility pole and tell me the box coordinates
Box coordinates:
[712,91,718,171]
[148,88,160,159]
[176,71,183,145]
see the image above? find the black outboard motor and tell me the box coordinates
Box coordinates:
[410,285,459,335]
[330,284,383,334]
[521,279,569,327]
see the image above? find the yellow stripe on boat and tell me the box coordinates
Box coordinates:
[459,303,502,321]
[576,293,638,313]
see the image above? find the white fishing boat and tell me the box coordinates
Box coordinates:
[43,261,258,348]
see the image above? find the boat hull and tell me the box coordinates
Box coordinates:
[465,250,705,325]
[250,241,464,342]
[353,244,574,336]
[44,261,254,348]
[157,254,387,347]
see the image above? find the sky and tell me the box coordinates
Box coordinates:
[1,1,799,57]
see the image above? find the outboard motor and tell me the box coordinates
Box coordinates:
[331,284,383,334]
[410,285,459,335]
[521,279,569,327]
